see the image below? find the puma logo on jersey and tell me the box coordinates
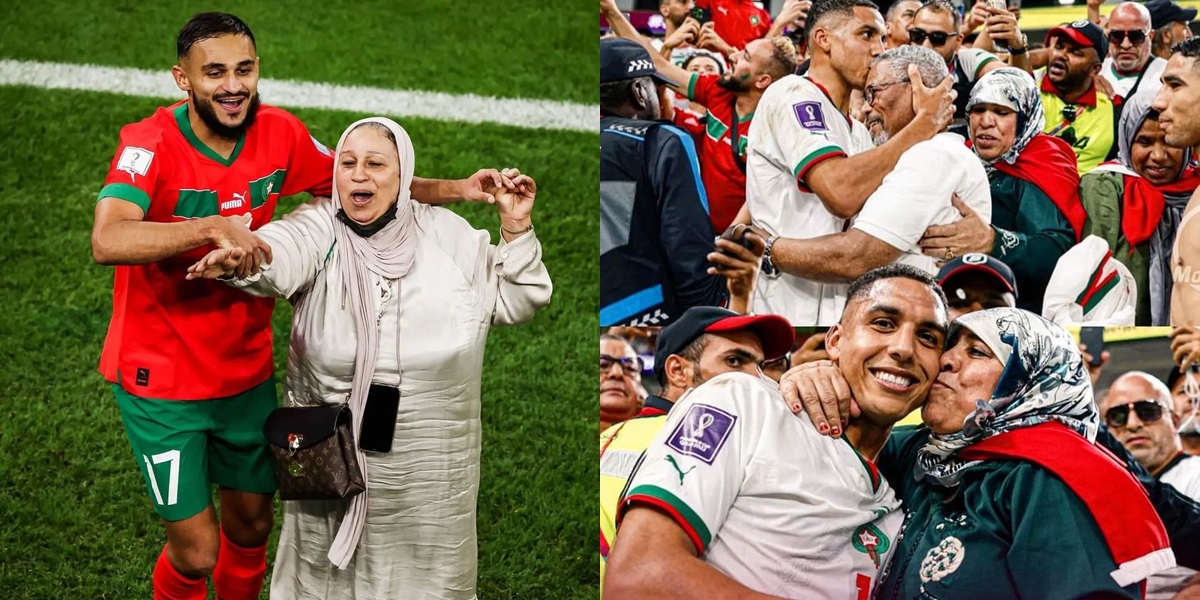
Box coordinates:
[666,455,695,485]
[221,192,247,211]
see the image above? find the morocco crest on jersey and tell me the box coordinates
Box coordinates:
[852,523,891,569]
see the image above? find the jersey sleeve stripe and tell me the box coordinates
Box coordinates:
[97,182,151,212]
[974,55,998,80]
[687,72,700,101]
[622,484,713,554]
[792,145,846,193]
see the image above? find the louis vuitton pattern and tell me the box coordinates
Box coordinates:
[269,422,365,501]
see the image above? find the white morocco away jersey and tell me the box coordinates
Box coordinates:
[620,372,904,598]
[746,74,875,326]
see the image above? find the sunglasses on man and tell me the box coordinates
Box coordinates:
[1109,29,1149,46]
[908,28,953,46]
[1104,399,1168,429]
[600,354,642,377]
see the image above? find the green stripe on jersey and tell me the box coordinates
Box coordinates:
[249,169,287,209]
[98,183,151,212]
[625,483,713,550]
[174,189,219,219]
[792,145,843,177]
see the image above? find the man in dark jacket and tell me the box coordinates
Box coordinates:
[600,38,761,326]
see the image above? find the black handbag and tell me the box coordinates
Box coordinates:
[263,403,365,501]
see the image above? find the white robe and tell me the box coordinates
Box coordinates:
[232,197,552,599]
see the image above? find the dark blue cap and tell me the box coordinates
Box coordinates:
[937,253,1019,297]
[1148,0,1197,30]
[601,38,679,87]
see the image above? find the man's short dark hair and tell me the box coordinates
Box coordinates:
[885,0,918,21]
[682,52,724,74]
[600,77,651,116]
[915,0,963,33]
[675,333,713,365]
[1172,36,1200,65]
[807,0,881,44]
[177,12,257,60]
[601,333,631,345]
[845,263,949,317]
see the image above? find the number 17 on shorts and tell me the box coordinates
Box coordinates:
[142,450,181,507]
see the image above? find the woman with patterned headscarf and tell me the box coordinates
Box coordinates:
[869,307,1173,598]
[920,68,1085,315]
[1080,84,1200,325]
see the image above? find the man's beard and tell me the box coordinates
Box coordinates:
[1051,66,1093,94]
[717,73,752,93]
[191,91,261,140]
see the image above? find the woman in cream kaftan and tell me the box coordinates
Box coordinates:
[188,116,551,599]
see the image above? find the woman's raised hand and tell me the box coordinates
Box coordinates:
[493,168,536,237]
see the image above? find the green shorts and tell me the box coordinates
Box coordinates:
[115,376,278,521]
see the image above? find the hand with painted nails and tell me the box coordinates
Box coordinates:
[779,358,858,438]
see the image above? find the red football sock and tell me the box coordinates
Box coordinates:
[212,529,267,600]
[153,545,208,600]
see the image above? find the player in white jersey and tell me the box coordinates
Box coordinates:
[604,264,949,599]
[749,46,991,286]
[744,0,954,326]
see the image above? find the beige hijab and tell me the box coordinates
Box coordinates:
[327,116,417,569]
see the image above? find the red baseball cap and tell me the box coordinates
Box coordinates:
[1047,20,1108,62]
[653,307,795,384]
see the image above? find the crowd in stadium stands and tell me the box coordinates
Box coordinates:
[600,0,1200,331]
[600,264,1200,598]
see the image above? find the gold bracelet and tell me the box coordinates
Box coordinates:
[502,223,533,236]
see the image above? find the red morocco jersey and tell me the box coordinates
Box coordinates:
[97,100,334,400]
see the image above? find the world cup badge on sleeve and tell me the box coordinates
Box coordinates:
[116,147,154,183]
[666,403,736,464]
[793,101,829,132]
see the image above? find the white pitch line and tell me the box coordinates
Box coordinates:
[0,59,597,133]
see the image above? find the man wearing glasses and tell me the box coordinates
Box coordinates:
[1101,2,1167,109]
[908,0,1010,136]
[1039,20,1116,173]
[598,307,794,594]
[1100,371,1200,598]
[601,334,648,434]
